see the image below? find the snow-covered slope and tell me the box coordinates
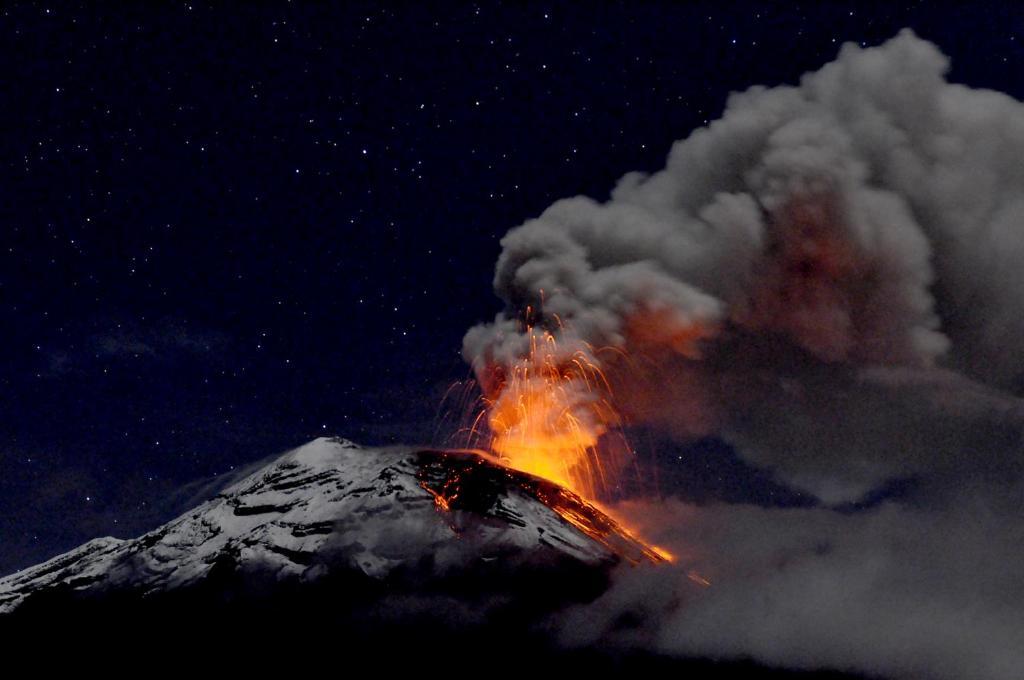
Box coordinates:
[0,437,659,615]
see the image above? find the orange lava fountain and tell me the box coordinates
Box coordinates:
[439,314,676,564]
[482,328,620,499]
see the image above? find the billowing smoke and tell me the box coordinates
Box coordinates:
[464,30,1024,502]
[465,30,1024,679]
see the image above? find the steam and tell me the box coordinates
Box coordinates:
[465,31,1024,679]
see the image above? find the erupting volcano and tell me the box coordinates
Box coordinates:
[11,19,1024,677]
[434,305,674,561]
[0,438,670,621]
[467,317,625,498]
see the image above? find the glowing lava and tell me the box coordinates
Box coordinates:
[440,315,675,564]
[480,326,621,499]
[416,448,670,565]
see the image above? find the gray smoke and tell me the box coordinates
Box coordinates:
[465,30,1024,679]
[464,30,1024,502]
[561,493,1024,680]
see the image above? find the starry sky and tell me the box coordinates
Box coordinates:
[2,1,1022,575]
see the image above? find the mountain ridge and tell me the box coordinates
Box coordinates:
[0,436,654,614]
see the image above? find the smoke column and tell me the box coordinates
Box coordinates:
[465,29,1024,503]
[466,31,1024,679]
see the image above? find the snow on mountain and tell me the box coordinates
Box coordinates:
[0,437,658,615]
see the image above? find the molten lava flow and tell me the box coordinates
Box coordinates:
[415,449,669,565]
[480,327,620,499]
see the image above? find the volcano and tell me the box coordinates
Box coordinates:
[0,438,665,664]
[0,437,869,678]
[0,436,661,617]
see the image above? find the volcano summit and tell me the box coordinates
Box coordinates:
[0,442,873,679]
[0,438,681,664]
[0,438,664,611]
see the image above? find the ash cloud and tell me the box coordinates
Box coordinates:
[465,29,1024,502]
[555,369,1024,680]
[560,494,1024,680]
[466,30,1024,679]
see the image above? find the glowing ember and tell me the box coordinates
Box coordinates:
[478,325,620,499]
[439,312,673,564]
[687,569,712,587]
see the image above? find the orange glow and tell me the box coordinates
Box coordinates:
[651,545,676,563]
[481,326,620,499]
[416,448,669,565]
[437,310,675,565]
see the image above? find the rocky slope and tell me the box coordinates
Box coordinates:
[0,437,661,615]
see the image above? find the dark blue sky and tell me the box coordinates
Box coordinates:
[2,1,1022,574]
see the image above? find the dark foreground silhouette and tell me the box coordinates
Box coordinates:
[2,552,872,679]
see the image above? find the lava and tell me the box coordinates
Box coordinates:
[463,322,625,500]
[415,449,669,565]
[437,312,674,564]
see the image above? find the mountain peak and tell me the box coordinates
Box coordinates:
[0,438,661,616]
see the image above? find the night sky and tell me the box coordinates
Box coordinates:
[2,1,1022,575]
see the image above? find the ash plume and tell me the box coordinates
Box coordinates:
[465,30,1024,680]
[465,29,1024,502]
